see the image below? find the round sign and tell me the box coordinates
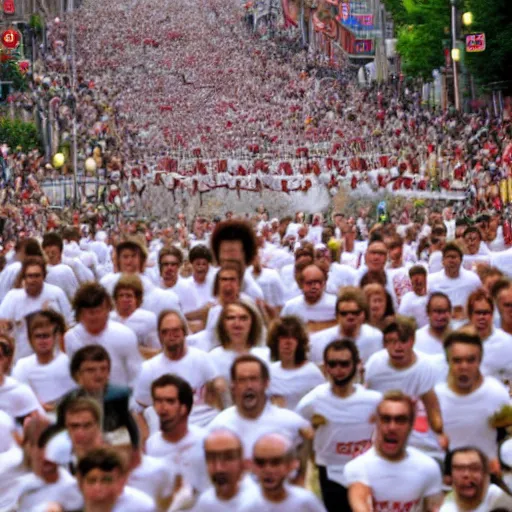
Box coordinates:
[1,29,21,50]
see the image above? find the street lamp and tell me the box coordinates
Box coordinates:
[450,0,460,111]
[462,11,474,27]
[451,48,461,62]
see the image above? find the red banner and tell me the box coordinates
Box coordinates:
[466,33,485,53]
[3,0,15,14]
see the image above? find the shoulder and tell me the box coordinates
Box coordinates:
[360,323,383,339]
[107,320,137,337]
[366,349,388,369]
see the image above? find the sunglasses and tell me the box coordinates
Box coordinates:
[337,310,361,317]
[253,456,288,467]
[326,359,352,369]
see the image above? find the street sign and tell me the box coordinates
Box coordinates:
[3,0,15,14]
[1,29,21,50]
[466,33,485,53]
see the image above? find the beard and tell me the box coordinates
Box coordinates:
[332,366,357,387]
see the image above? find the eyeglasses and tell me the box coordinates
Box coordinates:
[337,310,361,317]
[378,414,410,425]
[253,456,288,467]
[205,449,242,463]
[326,359,352,369]
[451,463,483,474]
[472,310,492,316]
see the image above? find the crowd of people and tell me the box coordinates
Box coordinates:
[0,207,512,511]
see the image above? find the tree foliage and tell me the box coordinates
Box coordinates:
[0,118,41,152]
[464,0,512,87]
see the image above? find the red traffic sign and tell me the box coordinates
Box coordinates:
[1,29,21,50]
[466,33,485,53]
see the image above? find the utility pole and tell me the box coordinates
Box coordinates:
[70,0,79,207]
[450,0,460,111]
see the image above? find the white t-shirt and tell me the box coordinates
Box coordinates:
[429,251,443,273]
[440,483,509,512]
[245,484,327,512]
[398,292,428,328]
[281,292,337,323]
[253,268,285,308]
[414,325,445,355]
[133,347,219,426]
[0,442,25,511]
[64,321,142,388]
[365,350,442,458]
[0,283,73,360]
[186,274,215,308]
[480,328,512,383]
[195,475,259,512]
[127,454,176,506]
[12,352,76,404]
[296,384,380,484]
[0,375,43,418]
[309,324,383,365]
[145,424,209,492]
[269,361,325,410]
[0,261,21,302]
[208,402,310,458]
[427,269,482,309]
[280,264,301,302]
[110,309,160,349]
[112,485,156,512]
[160,276,201,314]
[142,286,182,317]
[326,264,358,295]
[46,263,80,302]
[435,377,510,459]
[344,446,442,511]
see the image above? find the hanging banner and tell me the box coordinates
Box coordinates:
[354,39,373,54]
[3,0,15,14]
[337,2,349,23]
[466,33,485,53]
[354,14,373,26]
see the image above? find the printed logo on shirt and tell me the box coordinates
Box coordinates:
[392,274,413,306]
[335,439,372,458]
[413,399,428,433]
[373,498,421,512]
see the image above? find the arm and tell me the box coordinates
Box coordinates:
[424,493,443,512]
[348,482,373,512]
[421,389,448,450]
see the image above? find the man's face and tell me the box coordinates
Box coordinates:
[384,331,414,368]
[218,269,241,304]
[44,245,61,265]
[30,326,57,357]
[159,313,185,360]
[232,362,267,415]
[428,296,451,330]
[451,451,487,502]
[388,245,403,264]
[365,242,388,272]
[224,304,252,343]
[153,385,187,433]
[497,288,512,326]
[464,232,481,255]
[79,468,123,508]
[115,288,137,317]
[219,240,246,269]
[24,264,45,297]
[76,360,110,394]
[118,248,141,273]
[205,434,244,500]
[337,300,364,334]
[324,348,356,387]
[160,255,181,284]
[80,302,110,335]
[253,441,293,494]
[443,250,462,275]
[410,274,426,296]
[375,400,412,460]
[448,342,481,391]
[300,266,325,304]
[192,258,209,282]
[469,299,493,334]
[65,410,102,454]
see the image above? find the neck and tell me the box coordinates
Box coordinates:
[164,347,186,361]
[344,239,354,252]
[218,482,241,502]
[445,268,460,279]
[85,501,116,512]
[194,274,206,284]
[501,320,512,335]
[118,309,134,319]
[375,445,407,462]
[162,422,188,443]
[229,338,249,353]
[390,260,402,269]
[389,352,416,370]
[280,358,296,370]
[36,352,54,365]
[341,324,361,339]
[263,486,287,503]
[448,373,483,395]
[331,382,355,398]
[476,326,492,340]
[429,325,447,340]
[304,295,321,306]
[238,400,266,420]
[164,276,178,288]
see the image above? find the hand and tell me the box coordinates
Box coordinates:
[489,458,501,476]
[437,432,449,451]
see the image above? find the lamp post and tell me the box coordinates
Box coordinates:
[450,0,460,111]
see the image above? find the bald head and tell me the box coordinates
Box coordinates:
[253,433,293,460]
[204,429,242,454]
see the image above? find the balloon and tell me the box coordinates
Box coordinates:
[85,157,97,173]
[53,153,65,169]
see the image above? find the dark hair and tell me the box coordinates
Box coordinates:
[443,329,483,355]
[267,316,309,364]
[27,310,66,343]
[494,279,512,300]
[336,287,369,320]
[115,239,147,268]
[445,446,488,476]
[409,265,427,279]
[16,238,43,257]
[77,447,124,477]
[37,424,64,449]
[387,235,404,250]
[70,345,111,380]
[426,292,452,313]
[323,339,360,366]
[72,283,112,322]
[431,224,447,237]
[157,309,188,336]
[294,242,315,261]
[150,374,194,415]
[158,246,184,270]
[63,396,102,425]
[463,226,482,240]
[213,262,243,296]
[230,354,269,382]
[42,232,64,252]
[217,301,262,349]
[62,227,80,242]
[442,242,463,259]
[360,270,387,288]
[211,220,257,266]
[382,316,417,342]
[21,256,47,279]
[188,245,212,263]
[467,288,494,317]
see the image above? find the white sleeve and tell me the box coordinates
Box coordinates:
[133,366,152,407]
[295,391,315,422]
[56,289,74,327]
[64,329,79,359]
[121,330,142,387]
[0,291,15,320]
[423,458,443,497]
[11,360,28,384]
[343,457,369,486]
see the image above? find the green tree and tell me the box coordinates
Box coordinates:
[0,118,41,152]
[464,0,512,86]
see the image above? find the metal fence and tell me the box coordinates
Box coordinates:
[40,176,107,206]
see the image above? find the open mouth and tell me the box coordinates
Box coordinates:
[213,473,229,486]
